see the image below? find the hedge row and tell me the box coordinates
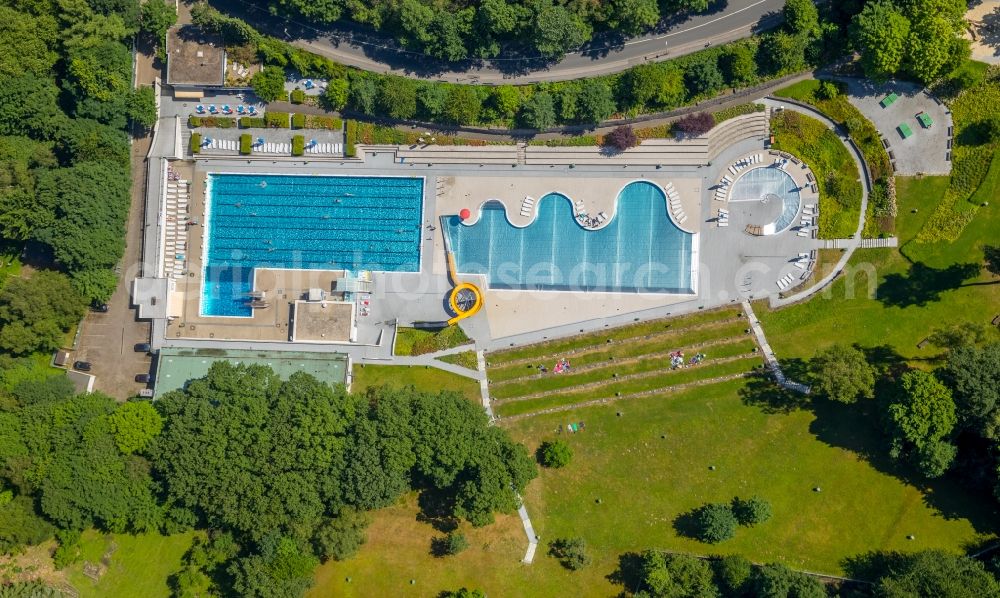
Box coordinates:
[190,132,202,154]
[239,133,251,155]
[292,134,304,156]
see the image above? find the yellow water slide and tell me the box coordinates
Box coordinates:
[445,252,483,325]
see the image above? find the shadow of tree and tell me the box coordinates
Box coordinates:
[416,488,459,533]
[605,551,644,597]
[738,367,812,414]
[876,262,982,308]
[672,507,705,541]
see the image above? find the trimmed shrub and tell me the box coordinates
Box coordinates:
[188,115,202,128]
[345,120,357,157]
[731,495,772,526]
[673,112,715,137]
[306,115,343,130]
[432,531,469,557]
[239,117,266,128]
[291,113,305,129]
[603,125,638,151]
[290,89,306,104]
[265,111,290,128]
[695,503,737,543]
[537,440,572,468]
[239,133,251,155]
[292,135,304,156]
[548,537,590,571]
[190,132,201,154]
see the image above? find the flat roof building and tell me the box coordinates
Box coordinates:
[153,348,349,397]
[166,25,226,89]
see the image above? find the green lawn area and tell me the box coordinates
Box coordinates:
[771,110,863,239]
[757,175,999,363]
[311,378,996,597]
[394,326,472,356]
[351,364,481,403]
[436,350,478,370]
[65,530,199,598]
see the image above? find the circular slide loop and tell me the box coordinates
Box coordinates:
[447,283,483,325]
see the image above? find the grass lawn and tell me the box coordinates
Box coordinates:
[65,530,199,598]
[437,350,478,370]
[394,326,472,356]
[312,379,996,596]
[351,364,481,403]
[771,110,863,239]
[758,175,999,363]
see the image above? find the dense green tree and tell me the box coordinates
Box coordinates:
[349,74,378,115]
[424,10,473,61]
[548,537,590,570]
[377,77,418,120]
[519,92,556,130]
[808,344,875,403]
[750,563,826,598]
[418,83,450,119]
[150,364,351,541]
[537,439,572,468]
[252,66,288,103]
[576,79,616,123]
[758,31,806,74]
[915,439,958,478]
[713,554,753,596]
[638,550,719,597]
[620,63,684,110]
[694,503,737,544]
[230,535,318,598]
[0,7,58,79]
[851,1,910,80]
[904,15,956,83]
[885,370,957,476]
[721,44,757,87]
[533,5,588,59]
[489,85,521,120]
[434,531,468,556]
[108,402,163,455]
[943,344,1000,437]
[139,0,177,44]
[608,0,659,36]
[731,495,772,526]
[312,509,368,561]
[323,78,350,110]
[0,495,56,553]
[0,75,67,140]
[70,269,118,305]
[783,0,819,36]
[873,550,1000,598]
[685,59,724,96]
[128,86,158,130]
[443,86,482,124]
[0,271,86,355]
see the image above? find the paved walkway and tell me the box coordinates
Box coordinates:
[824,237,898,249]
[743,301,810,394]
[762,98,872,309]
[216,0,784,84]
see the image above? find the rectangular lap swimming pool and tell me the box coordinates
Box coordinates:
[444,181,695,293]
[202,174,424,317]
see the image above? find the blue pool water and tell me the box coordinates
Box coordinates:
[444,181,694,293]
[729,167,801,232]
[202,174,423,317]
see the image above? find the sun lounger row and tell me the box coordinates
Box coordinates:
[304,143,344,155]
[665,182,687,225]
[717,208,729,227]
[776,274,796,290]
[256,143,292,154]
[520,195,535,218]
[206,138,239,151]
[727,154,763,176]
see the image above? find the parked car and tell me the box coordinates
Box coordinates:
[135,373,151,383]
[134,343,151,353]
[73,361,92,371]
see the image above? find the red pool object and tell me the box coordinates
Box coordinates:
[459,208,471,220]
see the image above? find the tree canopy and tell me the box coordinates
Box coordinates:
[809,344,876,403]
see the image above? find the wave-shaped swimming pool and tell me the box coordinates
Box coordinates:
[201,173,423,317]
[444,181,694,293]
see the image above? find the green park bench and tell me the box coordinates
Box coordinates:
[880,93,898,108]
[898,123,913,139]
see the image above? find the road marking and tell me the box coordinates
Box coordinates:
[623,0,775,47]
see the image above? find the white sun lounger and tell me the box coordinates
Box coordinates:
[796,230,809,237]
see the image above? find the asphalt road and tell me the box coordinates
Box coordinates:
[215,0,786,84]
